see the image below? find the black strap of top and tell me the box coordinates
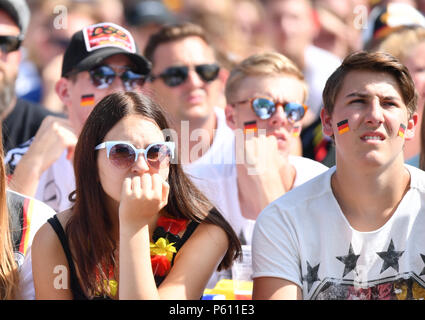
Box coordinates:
[171,220,200,267]
[175,220,199,251]
[47,215,87,300]
[173,208,221,253]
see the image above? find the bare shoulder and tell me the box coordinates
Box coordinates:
[32,209,72,253]
[56,209,73,227]
[191,221,229,249]
[173,221,229,260]
[32,209,74,299]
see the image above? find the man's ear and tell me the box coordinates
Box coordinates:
[55,78,72,107]
[225,104,237,130]
[218,67,229,86]
[405,112,418,140]
[320,107,334,137]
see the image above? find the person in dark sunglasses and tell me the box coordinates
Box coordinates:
[0,35,20,54]
[65,64,148,92]
[0,0,66,156]
[224,52,328,244]
[31,91,241,300]
[144,23,240,290]
[144,23,226,163]
[6,22,151,217]
[148,63,220,87]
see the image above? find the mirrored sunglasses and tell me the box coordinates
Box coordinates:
[95,141,175,169]
[89,65,147,90]
[0,35,21,54]
[237,97,308,123]
[149,64,220,87]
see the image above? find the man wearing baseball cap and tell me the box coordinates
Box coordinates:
[6,22,151,213]
[0,0,62,153]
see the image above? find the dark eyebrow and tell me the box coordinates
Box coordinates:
[381,96,402,101]
[345,93,402,101]
[345,92,369,99]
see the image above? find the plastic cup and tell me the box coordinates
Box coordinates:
[232,245,253,300]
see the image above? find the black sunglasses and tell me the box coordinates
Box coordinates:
[0,35,22,54]
[149,64,220,87]
[88,65,147,90]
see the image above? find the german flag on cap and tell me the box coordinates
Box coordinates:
[398,123,406,138]
[244,120,257,134]
[80,94,95,107]
[337,119,349,135]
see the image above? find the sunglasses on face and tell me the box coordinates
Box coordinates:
[0,35,21,54]
[89,65,147,90]
[149,64,220,87]
[95,141,175,169]
[234,97,308,123]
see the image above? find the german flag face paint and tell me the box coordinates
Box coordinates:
[398,123,406,138]
[243,120,258,134]
[80,94,95,107]
[292,126,301,137]
[337,119,349,135]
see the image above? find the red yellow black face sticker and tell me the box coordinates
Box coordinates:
[293,126,301,137]
[243,120,258,134]
[398,123,406,138]
[80,94,95,107]
[337,119,349,135]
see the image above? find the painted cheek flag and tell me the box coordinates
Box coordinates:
[80,94,95,107]
[243,120,258,134]
[293,126,301,137]
[337,119,349,135]
[398,123,406,138]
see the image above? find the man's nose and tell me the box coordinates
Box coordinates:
[106,75,127,93]
[0,48,9,61]
[365,99,385,126]
[269,105,289,127]
[184,68,204,88]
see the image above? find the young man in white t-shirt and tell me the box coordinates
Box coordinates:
[252,51,425,300]
[225,52,328,240]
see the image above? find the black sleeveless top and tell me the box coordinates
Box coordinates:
[48,214,200,300]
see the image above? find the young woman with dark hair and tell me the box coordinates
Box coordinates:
[32,91,241,299]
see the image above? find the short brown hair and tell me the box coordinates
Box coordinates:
[144,22,212,64]
[225,51,308,103]
[322,51,418,118]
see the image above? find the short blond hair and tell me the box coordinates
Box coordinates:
[225,52,308,103]
[377,25,425,63]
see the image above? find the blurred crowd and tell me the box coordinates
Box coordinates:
[14,0,425,167]
[3,0,425,301]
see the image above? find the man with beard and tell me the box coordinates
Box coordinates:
[0,0,62,152]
